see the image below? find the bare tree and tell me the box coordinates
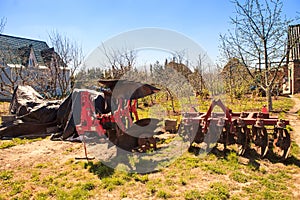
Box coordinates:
[191,53,208,96]
[48,31,83,97]
[171,50,186,64]
[74,67,105,89]
[101,44,136,79]
[0,52,22,97]
[0,42,37,97]
[0,17,6,33]
[0,17,12,96]
[220,0,298,111]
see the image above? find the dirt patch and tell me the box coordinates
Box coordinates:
[0,139,83,170]
[286,96,300,147]
[284,95,300,199]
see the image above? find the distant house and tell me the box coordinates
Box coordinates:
[283,24,300,95]
[0,34,70,100]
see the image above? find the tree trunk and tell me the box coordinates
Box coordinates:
[266,86,273,111]
[166,88,176,113]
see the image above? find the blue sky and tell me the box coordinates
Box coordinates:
[1,0,299,65]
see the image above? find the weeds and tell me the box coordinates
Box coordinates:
[272,97,295,112]
[99,170,131,191]
[131,173,149,183]
[35,163,48,169]
[84,161,114,178]
[230,171,249,183]
[203,162,227,175]
[120,190,128,198]
[81,182,96,191]
[290,141,300,156]
[179,177,187,185]
[30,171,40,182]
[9,181,24,195]
[203,182,230,200]
[0,137,43,149]
[184,189,202,200]
[1,143,298,199]
[157,190,172,199]
[0,170,13,180]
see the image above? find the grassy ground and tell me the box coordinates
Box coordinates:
[1,145,299,200]
[0,137,45,149]
[0,95,299,199]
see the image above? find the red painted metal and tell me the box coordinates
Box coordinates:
[75,91,106,159]
[113,98,137,130]
[75,91,106,137]
[130,99,139,121]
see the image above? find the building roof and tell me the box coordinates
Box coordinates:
[0,34,50,66]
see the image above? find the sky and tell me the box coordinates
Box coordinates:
[1,0,299,67]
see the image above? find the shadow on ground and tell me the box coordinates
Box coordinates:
[188,144,300,169]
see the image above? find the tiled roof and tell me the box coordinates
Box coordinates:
[0,34,50,65]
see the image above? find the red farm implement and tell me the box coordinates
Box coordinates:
[74,79,291,161]
[73,80,161,159]
[181,99,291,160]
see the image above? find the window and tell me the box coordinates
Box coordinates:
[28,58,33,67]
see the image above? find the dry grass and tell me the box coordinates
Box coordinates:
[0,102,9,116]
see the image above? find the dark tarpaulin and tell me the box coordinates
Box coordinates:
[9,85,45,116]
[0,86,61,138]
[0,86,106,140]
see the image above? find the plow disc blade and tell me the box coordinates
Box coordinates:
[273,128,291,160]
[236,126,250,156]
[252,127,269,158]
[258,140,269,158]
